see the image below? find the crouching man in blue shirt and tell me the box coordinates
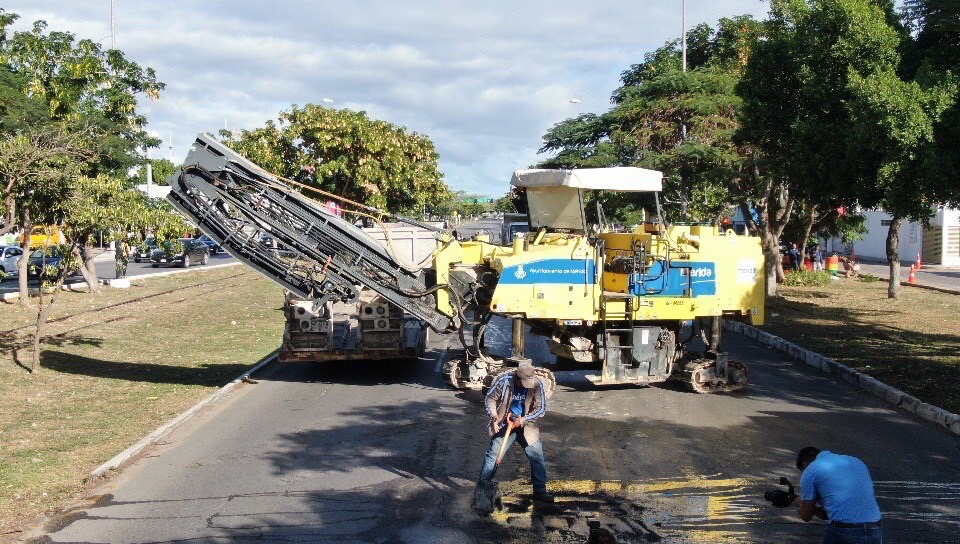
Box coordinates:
[796,447,882,544]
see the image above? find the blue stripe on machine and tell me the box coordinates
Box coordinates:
[631,261,716,297]
[499,258,596,284]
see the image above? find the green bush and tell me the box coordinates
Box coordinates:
[859,274,881,283]
[783,270,832,286]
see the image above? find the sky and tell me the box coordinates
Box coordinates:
[4,1,769,198]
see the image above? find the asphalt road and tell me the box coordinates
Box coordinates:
[29,319,960,544]
[856,261,960,292]
[0,252,237,295]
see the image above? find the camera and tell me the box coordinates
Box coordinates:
[764,477,797,508]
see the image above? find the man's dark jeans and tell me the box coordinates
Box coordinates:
[478,426,547,494]
[823,524,882,544]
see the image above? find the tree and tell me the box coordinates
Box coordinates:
[847,54,959,297]
[64,175,188,293]
[223,104,451,215]
[0,9,165,287]
[492,193,517,214]
[0,11,163,174]
[0,126,94,302]
[736,0,911,295]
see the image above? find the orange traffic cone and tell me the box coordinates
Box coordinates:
[908,264,917,284]
[916,252,923,270]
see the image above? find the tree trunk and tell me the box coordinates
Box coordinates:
[886,216,903,299]
[763,232,780,297]
[17,214,32,306]
[799,204,817,264]
[75,237,101,294]
[31,244,75,371]
[0,196,15,236]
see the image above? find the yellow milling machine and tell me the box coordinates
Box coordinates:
[437,167,765,393]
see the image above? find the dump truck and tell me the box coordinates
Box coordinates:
[167,134,765,393]
[280,224,438,362]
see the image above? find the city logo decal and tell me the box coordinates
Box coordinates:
[514,265,527,280]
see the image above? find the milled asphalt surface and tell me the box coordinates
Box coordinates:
[26,317,960,544]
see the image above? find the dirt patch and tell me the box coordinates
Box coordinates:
[764,278,960,414]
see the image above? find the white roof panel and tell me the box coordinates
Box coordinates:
[510,167,662,192]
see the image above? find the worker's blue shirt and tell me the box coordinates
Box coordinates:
[510,382,528,417]
[800,451,881,523]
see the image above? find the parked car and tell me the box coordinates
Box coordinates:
[134,238,158,263]
[197,234,222,255]
[150,238,210,268]
[0,245,23,278]
[26,247,76,280]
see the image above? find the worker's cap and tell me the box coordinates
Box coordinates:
[515,363,538,389]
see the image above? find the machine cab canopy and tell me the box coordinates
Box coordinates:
[510,167,663,232]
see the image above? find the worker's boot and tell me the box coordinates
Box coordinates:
[532,491,555,503]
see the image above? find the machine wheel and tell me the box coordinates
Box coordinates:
[679,358,749,394]
[151,263,159,268]
[201,253,209,265]
[442,359,463,389]
[182,255,190,268]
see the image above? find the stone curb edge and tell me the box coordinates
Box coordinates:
[1,262,242,302]
[723,320,960,437]
[87,349,279,480]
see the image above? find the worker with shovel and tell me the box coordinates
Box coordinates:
[475,363,553,509]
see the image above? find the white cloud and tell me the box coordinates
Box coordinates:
[3,0,769,196]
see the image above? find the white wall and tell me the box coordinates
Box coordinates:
[825,207,959,265]
[846,210,923,262]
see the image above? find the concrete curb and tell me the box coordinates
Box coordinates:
[724,320,960,437]
[895,279,960,296]
[87,349,279,481]
[122,261,242,282]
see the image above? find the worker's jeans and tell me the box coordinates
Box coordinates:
[823,524,882,544]
[478,427,547,494]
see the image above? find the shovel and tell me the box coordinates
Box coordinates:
[473,416,514,514]
[495,414,515,466]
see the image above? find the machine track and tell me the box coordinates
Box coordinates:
[678,358,749,394]
[442,358,557,398]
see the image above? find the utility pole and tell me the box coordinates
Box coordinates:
[680,0,689,218]
[681,0,687,72]
[110,0,116,49]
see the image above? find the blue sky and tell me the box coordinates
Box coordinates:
[4,1,769,198]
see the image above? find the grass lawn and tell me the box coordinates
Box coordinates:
[0,266,284,537]
[764,277,960,415]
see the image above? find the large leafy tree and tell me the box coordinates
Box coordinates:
[0,9,165,296]
[737,0,914,295]
[223,104,451,215]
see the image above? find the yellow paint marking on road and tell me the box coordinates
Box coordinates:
[626,475,750,494]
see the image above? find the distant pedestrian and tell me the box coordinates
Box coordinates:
[813,245,824,272]
[789,244,802,272]
[796,447,882,544]
[114,239,129,279]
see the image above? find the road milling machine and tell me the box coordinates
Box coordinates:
[167,134,765,394]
